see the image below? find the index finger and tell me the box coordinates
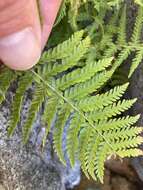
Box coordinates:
[40,0,62,47]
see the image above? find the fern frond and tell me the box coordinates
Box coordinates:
[129,49,143,77]
[113,48,131,70]
[95,144,109,183]
[117,148,143,157]
[8,73,33,136]
[103,44,117,58]
[79,127,92,179]
[67,0,86,30]
[23,85,46,143]
[43,36,90,77]
[78,83,129,112]
[56,58,113,90]
[80,121,141,181]
[0,68,16,104]
[65,71,113,100]
[54,0,67,26]
[42,96,58,146]
[32,51,142,182]
[88,99,137,121]
[96,115,140,131]
[19,67,143,183]
[79,127,90,179]
[67,113,83,167]
[40,30,85,63]
[117,6,127,45]
[53,104,71,164]
[85,134,101,181]
[131,6,143,43]
[112,130,142,146]
[104,127,142,141]
[112,136,143,150]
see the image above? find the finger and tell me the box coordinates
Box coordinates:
[0,0,61,70]
[40,0,62,47]
[0,0,41,70]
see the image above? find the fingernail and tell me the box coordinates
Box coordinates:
[0,28,41,70]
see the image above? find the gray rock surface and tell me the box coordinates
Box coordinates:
[0,100,64,190]
[0,91,80,190]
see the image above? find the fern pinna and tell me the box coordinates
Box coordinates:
[0,30,142,182]
[54,1,143,79]
[90,5,143,78]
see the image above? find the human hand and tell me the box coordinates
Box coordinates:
[0,0,62,70]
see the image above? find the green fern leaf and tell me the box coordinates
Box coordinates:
[0,68,16,104]
[54,0,67,26]
[112,136,143,150]
[8,73,33,136]
[117,6,127,45]
[56,58,113,90]
[95,143,109,183]
[44,36,90,77]
[129,49,143,77]
[65,71,113,100]
[104,127,143,141]
[131,6,143,43]
[40,30,85,63]
[96,115,140,131]
[53,104,71,164]
[103,44,117,58]
[113,48,131,70]
[78,83,129,112]
[42,96,58,146]
[67,113,83,167]
[23,85,46,143]
[86,133,101,181]
[88,99,137,121]
[79,127,91,179]
[117,148,143,157]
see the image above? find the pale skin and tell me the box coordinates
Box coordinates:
[0,0,62,70]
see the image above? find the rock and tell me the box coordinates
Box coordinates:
[0,90,80,190]
[74,170,111,190]
[101,170,111,190]
[131,157,143,182]
[0,103,64,190]
[111,176,136,190]
[106,159,138,182]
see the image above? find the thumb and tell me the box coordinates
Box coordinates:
[0,0,61,70]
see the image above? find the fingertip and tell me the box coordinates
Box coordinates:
[0,28,41,70]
